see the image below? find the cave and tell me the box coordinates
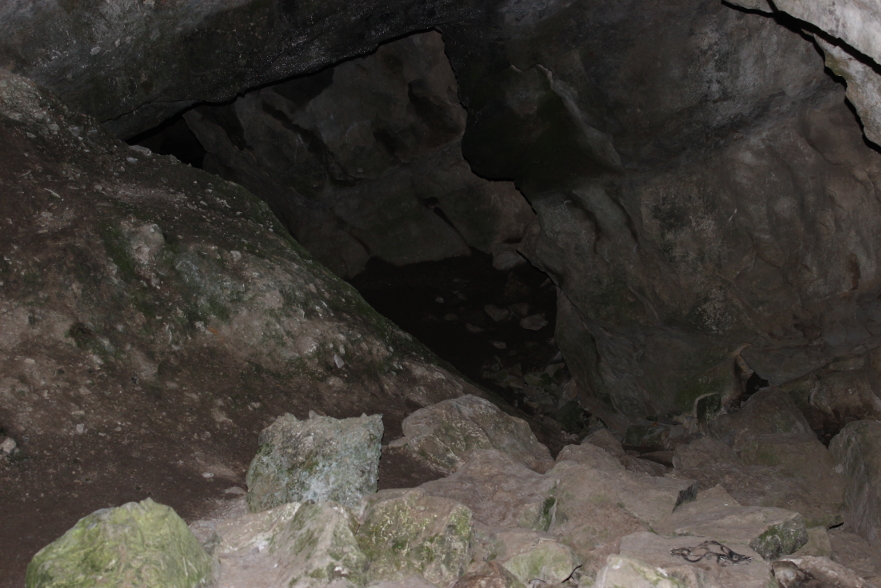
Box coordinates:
[4,1,881,586]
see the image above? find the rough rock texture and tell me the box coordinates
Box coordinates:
[357,488,474,586]
[830,421,881,545]
[245,412,383,512]
[25,498,214,588]
[655,486,808,561]
[0,69,484,585]
[185,31,535,277]
[594,555,688,588]
[618,532,770,588]
[773,556,879,588]
[0,0,493,137]
[439,0,881,428]
[673,435,844,527]
[400,394,553,474]
[729,0,881,148]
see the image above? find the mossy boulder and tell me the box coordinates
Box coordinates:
[246,412,383,512]
[357,488,474,586]
[25,498,214,588]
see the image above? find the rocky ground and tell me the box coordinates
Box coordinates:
[0,70,574,587]
[22,392,881,588]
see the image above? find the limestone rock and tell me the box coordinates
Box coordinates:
[400,394,553,474]
[556,443,625,472]
[189,500,366,588]
[185,32,534,277]
[547,459,695,575]
[420,450,558,532]
[710,389,812,450]
[25,498,214,588]
[772,556,878,588]
[619,531,771,588]
[655,486,808,561]
[830,420,881,545]
[488,530,579,586]
[357,488,474,586]
[246,412,383,512]
[594,555,689,588]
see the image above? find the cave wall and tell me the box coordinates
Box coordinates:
[437,0,881,426]
[184,32,535,277]
[0,0,496,138]
[4,0,881,429]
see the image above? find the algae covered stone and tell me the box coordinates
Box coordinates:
[357,488,474,586]
[246,412,383,512]
[25,498,214,588]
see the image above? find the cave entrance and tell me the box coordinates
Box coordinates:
[127,30,591,434]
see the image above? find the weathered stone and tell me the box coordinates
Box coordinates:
[556,443,624,472]
[0,0,489,137]
[366,577,439,588]
[185,31,535,277]
[518,315,548,331]
[584,428,628,459]
[655,486,808,561]
[246,412,383,512]
[709,389,812,450]
[494,532,578,586]
[619,531,771,588]
[830,420,881,545]
[594,555,690,588]
[26,499,214,588]
[400,395,553,474]
[452,562,524,588]
[772,556,877,588]
[420,450,558,532]
[357,488,474,586]
[829,527,881,586]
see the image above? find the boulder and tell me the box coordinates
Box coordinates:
[400,395,553,474]
[618,531,771,588]
[594,555,690,588]
[246,412,383,512]
[709,388,812,450]
[655,486,808,561]
[26,499,214,588]
[829,420,881,545]
[556,443,625,472]
[357,488,474,586]
[419,450,558,532]
[188,500,366,588]
[488,530,579,586]
[772,556,878,588]
[451,562,524,588]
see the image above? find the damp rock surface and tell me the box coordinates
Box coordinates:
[245,412,383,512]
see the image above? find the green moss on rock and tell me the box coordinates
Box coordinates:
[25,498,214,588]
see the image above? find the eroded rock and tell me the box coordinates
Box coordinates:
[245,412,383,512]
[26,499,214,588]
[400,394,553,474]
[357,488,474,586]
[830,420,881,545]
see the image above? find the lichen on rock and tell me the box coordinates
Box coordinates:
[25,498,215,588]
[246,412,383,512]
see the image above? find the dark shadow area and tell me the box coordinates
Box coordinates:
[127,112,207,168]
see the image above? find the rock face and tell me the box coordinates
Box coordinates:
[830,421,881,545]
[438,0,881,427]
[0,0,493,137]
[245,412,383,512]
[185,31,535,277]
[0,69,486,584]
[26,498,214,588]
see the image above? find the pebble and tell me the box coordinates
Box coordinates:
[520,314,548,330]
[443,313,458,322]
[484,304,509,322]
[509,303,530,317]
[75,424,84,434]
[332,354,345,369]
[492,341,507,349]
[466,323,484,333]
[0,437,16,454]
